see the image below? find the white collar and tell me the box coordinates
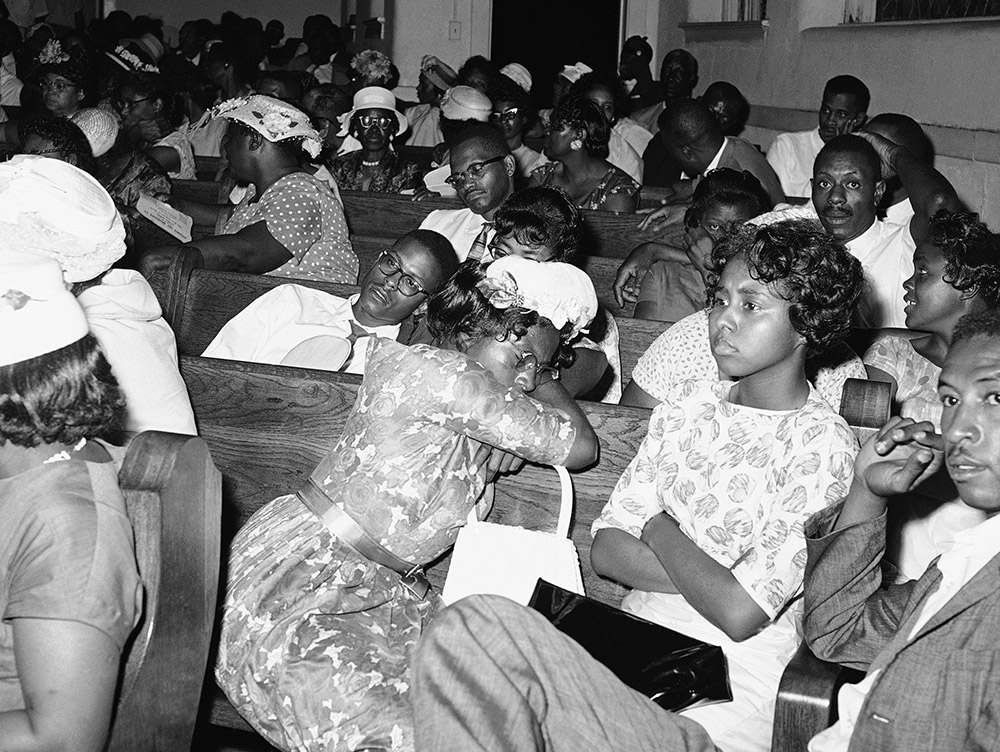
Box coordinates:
[844,218,883,254]
[704,137,728,175]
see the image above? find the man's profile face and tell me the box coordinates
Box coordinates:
[660,54,696,103]
[812,150,882,242]
[449,139,513,220]
[818,92,866,143]
[939,335,1000,515]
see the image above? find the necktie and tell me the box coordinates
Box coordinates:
[467,222,492,262]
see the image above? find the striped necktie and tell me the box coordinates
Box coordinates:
[467,222,493,262]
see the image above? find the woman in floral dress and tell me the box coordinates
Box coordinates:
[216,255,600,751]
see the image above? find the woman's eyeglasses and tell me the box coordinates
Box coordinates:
[376,251,426,297]
[119,96,153,111]
[357,113,395,130]
[490,107,520,124]
[444,155,506,188]
[517,352,560,385]
[41,79,76,93]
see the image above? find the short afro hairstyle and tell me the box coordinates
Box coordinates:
[824,75,870,113]
[457,55,500,91]
[928,211,1000,308]
[491,186,583,262]
[685,168,771,229]
[449,121,512,156]
[0,334,125,448]
[814,134,881,183]
[550,92,610,159]
[706,218,865,356]
[952,307,1000,346]
[427,260,576,370]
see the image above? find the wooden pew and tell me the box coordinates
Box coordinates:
[195,155,222,182]
[179,354,644,746]
[147,253,669,385]
[111,432,222,751]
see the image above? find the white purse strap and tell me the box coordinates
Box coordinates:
[468,466,574,540]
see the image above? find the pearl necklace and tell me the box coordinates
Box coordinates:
[43,438,87,464]
[361,158,382,167]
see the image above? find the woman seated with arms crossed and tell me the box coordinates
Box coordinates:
[863,210,1000,579]
[140,94,358,284]
[0,252,142,752]
[486,185,622,402]
[592,219,863,752]
[215,256,599,752]
[329,86,422,193]
[529,91,640,213]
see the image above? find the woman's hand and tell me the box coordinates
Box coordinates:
[636,201,685,233]
[411,186,440,202]
[473,445,526,482]
[683,226,714,284]
[131,117,171,145]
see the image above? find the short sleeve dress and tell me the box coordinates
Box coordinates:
[216,337,578,752]
[530,161,640,211]
[223,171,359,284]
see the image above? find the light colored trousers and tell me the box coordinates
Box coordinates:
[411,595,721,752]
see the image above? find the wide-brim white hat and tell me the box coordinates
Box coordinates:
[337,86,407,137]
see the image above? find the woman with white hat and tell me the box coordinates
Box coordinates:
[0,251,142,752]
[141,94,358,285]
[330,86,421,193]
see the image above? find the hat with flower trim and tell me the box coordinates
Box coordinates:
[212,94,324,158]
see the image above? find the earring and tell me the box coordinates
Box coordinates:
[571,138,583,150]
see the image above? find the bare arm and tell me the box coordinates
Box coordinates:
[145,144,181,174]
[0,619,120,752]
[619,379,662,409]
[560,347,609,400]
[613,241,687,308]
[591,527,679,593]
[601,190,638,214]
[139,220,293,277]
[528,378,599,469]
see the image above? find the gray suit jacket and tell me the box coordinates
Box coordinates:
[803,505,1000,752]
[717,136,786,208]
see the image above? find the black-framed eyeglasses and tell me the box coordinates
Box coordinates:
[376,251,427,297]
[119,96,153,111]
[41,79,76,93]
[444,155,506,188]
[490,107,520,124]
[25,147,64,157]
[517,351,560,385]
[357,113,394,130]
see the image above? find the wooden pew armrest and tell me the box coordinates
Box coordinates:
[771,641,864,752]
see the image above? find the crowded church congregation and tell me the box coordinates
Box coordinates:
[3,1,1000,751]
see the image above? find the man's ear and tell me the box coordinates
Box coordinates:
[503,154,516,177]
[874,178,886,206]
[851,112,868,131]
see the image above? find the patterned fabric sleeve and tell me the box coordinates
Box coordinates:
[729,416,858,618]
[253,175,326,262]
[601,165,641,198]
[631,311,717,401]
[862,334,910,383]
[370,338,577,466]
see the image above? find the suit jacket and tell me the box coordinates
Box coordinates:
[803,505,1000,752]
[716,137,786,208]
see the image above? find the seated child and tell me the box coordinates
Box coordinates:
[591,219,864,752]
[620,168,770,322]
[486,185,622,402]
[202,230,458,372]
[864,210,1000,578]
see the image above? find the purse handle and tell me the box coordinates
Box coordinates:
[469,466,574,540]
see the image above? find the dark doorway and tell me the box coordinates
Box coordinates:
[491,0,622,111]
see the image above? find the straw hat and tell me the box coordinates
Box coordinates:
[500,63,532,94]
[71,107,120,157]
[440,85,491,122]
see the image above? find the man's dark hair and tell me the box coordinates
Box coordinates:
[814,134,881,181]
[662,98,721,147]
[824,75,871,112]
[661,49,698,81]
[492,186,584,262]
[457,55,500,90]
[685,168,771,227]
[450,121,512,157]
[701,81,750,135]
[707,219,865,355]
[864,113,932,164]
[397,229,459,292]
[953,307,1000,345]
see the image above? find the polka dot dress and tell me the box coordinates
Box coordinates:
[224,172,359,284]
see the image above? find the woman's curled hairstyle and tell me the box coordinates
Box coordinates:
[706,219,864,355]
[0,333,125,448]
[928,210,1000,309]
[491,186,583,262]
[427,261,576,369]
[550,93,610,159]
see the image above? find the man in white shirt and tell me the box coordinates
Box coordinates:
[860,113,935,227]
[418,123,515,262]
[812,133,960,328]
[202,229,457,371]
[767,76,870,199]
[409,308,1000,752]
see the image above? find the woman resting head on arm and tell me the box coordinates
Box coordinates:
[529,91,640,213]
[591,219,864,751]
[215,254,598,752]
[0,252,141,752]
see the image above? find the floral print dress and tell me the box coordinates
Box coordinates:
[216,337,577,752]
[530,162,640,211]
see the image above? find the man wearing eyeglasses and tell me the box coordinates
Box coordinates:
[202,229,458,372]
[419,123,516,262]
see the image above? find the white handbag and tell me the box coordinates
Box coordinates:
[442,466,586,606]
